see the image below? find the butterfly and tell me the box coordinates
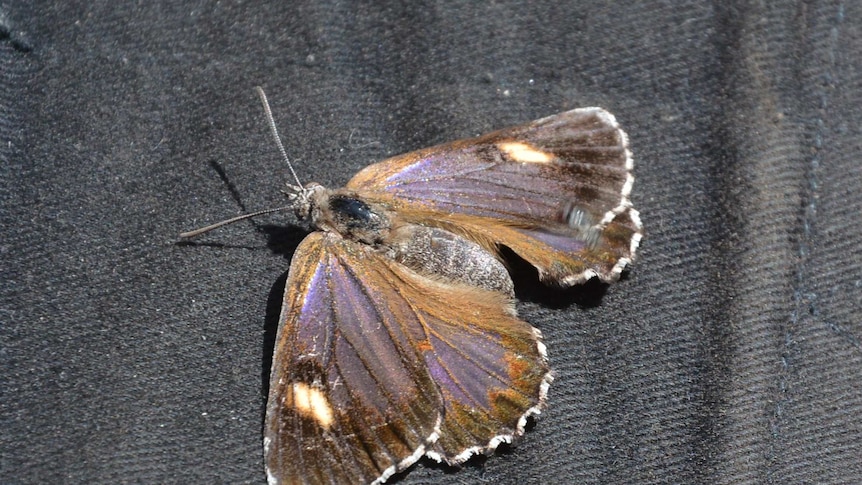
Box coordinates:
[181,88,642,485]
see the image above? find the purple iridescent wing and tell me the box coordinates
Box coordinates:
[346,108,642,285]
[265,232,550,484]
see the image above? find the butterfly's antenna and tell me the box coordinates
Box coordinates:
[255,86,304,190]
[179,206,293,238]
[179,88,307,239]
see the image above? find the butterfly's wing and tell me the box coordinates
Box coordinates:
[265,232,550,484]
[346,108,642,285]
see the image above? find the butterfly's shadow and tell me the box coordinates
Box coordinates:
[260,223,307,423]
[502,247,612,310]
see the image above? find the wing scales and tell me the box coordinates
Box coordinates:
[346,108,641,285]
[265,232,550,483]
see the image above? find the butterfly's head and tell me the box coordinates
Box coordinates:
[287,182,329,225]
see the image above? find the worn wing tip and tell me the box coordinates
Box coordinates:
[542,105,618,122]
[423,327,553,468]
[424,382,553,468]
[265,415,442,485]
[556,205,642,286]
[266,468,278,485]
[369,416,442,485]
[582,103,640,286]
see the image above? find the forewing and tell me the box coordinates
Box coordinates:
[265,232,441,485]
[265,231,550,483]
[346,108,642,285]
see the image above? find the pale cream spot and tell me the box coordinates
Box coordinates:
[497,141,553,163]
[289,382,334,429]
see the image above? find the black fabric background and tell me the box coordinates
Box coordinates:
[2,1,861,484]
